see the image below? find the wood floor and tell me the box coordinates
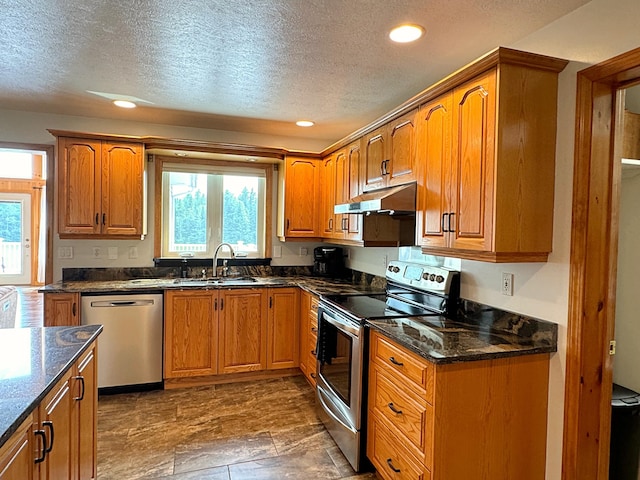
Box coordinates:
[98,377,378,480]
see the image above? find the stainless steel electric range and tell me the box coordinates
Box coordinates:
[315,261,460,471]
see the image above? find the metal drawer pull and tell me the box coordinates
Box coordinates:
[388,356,404,367]
[74,375,85,401]
[387,402,403,415]
[34,430,46,463]
[386,458,401,473]
[311,327,318,333]
[43,421,54,453]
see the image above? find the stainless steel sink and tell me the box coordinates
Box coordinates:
[173,276,258,285]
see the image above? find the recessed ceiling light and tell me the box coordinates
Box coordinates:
[389,24,425,43]
[296,120,315,127]
[113,99,137,109]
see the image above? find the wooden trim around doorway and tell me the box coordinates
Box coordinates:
[563,46,640,480]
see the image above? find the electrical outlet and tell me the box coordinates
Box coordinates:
[108,247,118,260]
[92,247,101,259]
[57,246,73,259]
[382,254,388,269]
[502,272,514,296]
[128,247,138,259]
[299,247,308,256]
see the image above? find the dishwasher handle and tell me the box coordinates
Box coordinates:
[89,299,156,308]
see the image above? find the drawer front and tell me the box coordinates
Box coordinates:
[371,331,433,402]
[368,415,431,480]
[370,365,433,467]
[310,296,319,317]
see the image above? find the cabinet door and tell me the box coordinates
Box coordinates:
[417,95,453,249]
[387,109,417,186]
[362,127,387,191]
[345,141,362,240]
[40,373,74,480]
[267,288,300,369]
[333,149,349,239]
[57,138,101,235]
[218,289,268,374]
[43,292,80,327]
[74,344,97,480]
[0,414,34,480]
[320,155,337,237]
[298,291,311,376]
[101,142,144,236]
[164,290,217,378]
[450,69,496,252]
[283,157,320,237]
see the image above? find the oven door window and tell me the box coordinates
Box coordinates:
[319,318,353,406]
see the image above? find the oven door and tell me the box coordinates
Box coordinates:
[316,304,363,431]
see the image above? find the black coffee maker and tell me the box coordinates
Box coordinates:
[313,247,345,278]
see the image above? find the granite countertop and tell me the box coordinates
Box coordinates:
[0,325,103,449]
[39,275,386,297]
[367,301,558,365]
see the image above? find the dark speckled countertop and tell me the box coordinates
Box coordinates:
[0,325,102,449]
[367,298,557,364]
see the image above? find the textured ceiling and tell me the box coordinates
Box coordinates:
[0,0,589,148]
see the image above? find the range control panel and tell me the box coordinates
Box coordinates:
[386,261,458,293]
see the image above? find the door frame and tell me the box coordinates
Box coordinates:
[563,46,640,479]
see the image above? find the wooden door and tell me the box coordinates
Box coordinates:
[0,414,34,480]
[267,288,300,369]
[417,94,453,249]
[320,155,336,237]
[74,344,97,480]
[334,149,349,239]
[101,142,144,236]
[43,292,80,327]
[57,137,101,235]
[345,141,362,240]
[218,288,268,374]
[387,109,417,186]
[362,126,387,191]
[164,290,217,378]
[40,373,73,480]
[283,157,320,237]
[450,69,496,252]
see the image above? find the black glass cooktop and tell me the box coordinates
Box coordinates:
[322,293,436,320]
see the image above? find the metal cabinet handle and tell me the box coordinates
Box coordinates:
[386,458,401,473]
[286,219,290,232]
[102,213,106,225]
[388,356,404,367]
[74,376,85,401]
[380,160,385,176]
[442,213,449,233]
[449,212,456,233]
[269,297,273,308]
[95,213,99,225]
[34,430,46,463]
[43,421,54,454]
[310,373,316,379]
[214,298,217,311]
[72,302,77,317]
[220,298,224,310]
[387,402,403,415]
[311,349,317,356]
[311,327,318,333]
[329,218,333,230]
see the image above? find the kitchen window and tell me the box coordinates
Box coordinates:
[159,160,267,258]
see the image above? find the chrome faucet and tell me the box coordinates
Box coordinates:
[213,243,235,277]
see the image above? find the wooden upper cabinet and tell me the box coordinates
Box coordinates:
[345,141,362,240]
[57,136,145,238]
[320,154,337,236]
[282,156,320,238]
[417,57,564,262]
[218,288,268,374]
[362,109,417,192]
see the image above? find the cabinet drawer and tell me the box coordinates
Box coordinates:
[368,416,431,480]
[371,331,433,402]
[310,296,319,317]
[369,365,433,467]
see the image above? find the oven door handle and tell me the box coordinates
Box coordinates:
[321,311,360,338]
[317,385,357,434]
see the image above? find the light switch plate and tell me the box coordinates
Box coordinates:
[108,247,118,260]
[273,246,282,258]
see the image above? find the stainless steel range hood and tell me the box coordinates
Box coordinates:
[334,183,416,215]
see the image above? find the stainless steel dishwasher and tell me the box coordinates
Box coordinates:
[81,293,163,391]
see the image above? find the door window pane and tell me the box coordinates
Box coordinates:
[0,200,23,275]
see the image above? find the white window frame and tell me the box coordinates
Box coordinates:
[160,161,266,258]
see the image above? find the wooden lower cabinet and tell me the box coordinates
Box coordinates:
[367,330,550,480]
[165,287,300,379]
[299,290,319,386]
[74,345,98,480]
[43,292,80,327]
[0,414,35,479]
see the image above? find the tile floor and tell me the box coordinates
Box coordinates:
[97,376,378,480]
